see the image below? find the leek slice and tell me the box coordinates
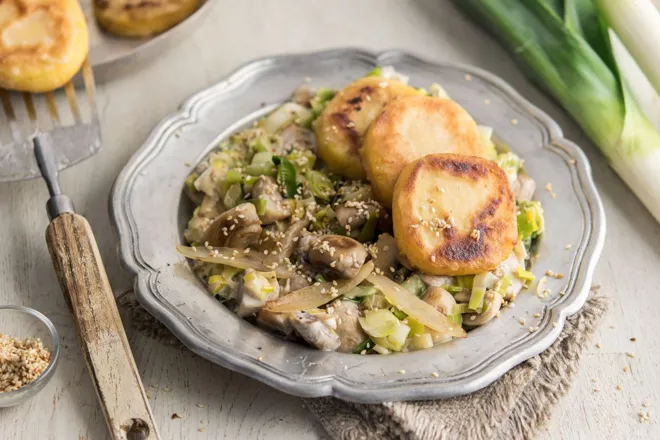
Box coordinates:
[366,273,467,338]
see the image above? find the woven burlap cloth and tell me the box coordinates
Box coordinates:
[118,291,607,440]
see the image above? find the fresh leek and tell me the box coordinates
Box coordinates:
[454,0,660,224]
[306,170,335,201]
[400,274,427,297]
[273,156,298,198]
[358,310,400,338]
[517,200,545,241]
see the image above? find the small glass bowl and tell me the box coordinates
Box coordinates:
[0,306,60,407]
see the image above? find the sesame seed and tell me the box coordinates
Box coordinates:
[568,159,577,165]
[627,352,635,358]
[519,318,526,326]
[533,313,541,318]
[511,118,519,125]
[257,356,263,361]
[596,343,601,348]
[431,372,439,377]
[616,385,622,391]
[484,99,491,105]
[564,244,573,250]
[545,182,556,199]
[465,74,472,81]
[623,366,630,373]
[397,369,406,375]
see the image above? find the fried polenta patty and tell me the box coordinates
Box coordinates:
[94,0,203,38]
[0,0,88,92]
[362,95,485,207]
[392,153,517,275]
[315,76,420,180]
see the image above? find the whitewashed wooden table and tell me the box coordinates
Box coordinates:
[1,1,659,439]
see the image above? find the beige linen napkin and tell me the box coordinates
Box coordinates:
[118,291,607,440]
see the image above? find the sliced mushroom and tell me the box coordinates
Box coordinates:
[423,287,456,316]
[278,124,316,152]
[419,274,456,287]
[306,235,368,279]
[453,288,471,303]
[463,291,503,327]
[292,84,314,106]
[335,203,379,230]
[289,311,341,351]
[201,203,262,249]
[251,176,293,224]
[263,219,310,266]
[280,270,313,294]
[256,309,294,336]
[235,269,280,317]
[372,233,398,278]
[512,173,536,202]
[328,300,366,353]
[184,195,225,244]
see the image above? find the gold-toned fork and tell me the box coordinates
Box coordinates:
[0,61,160,440]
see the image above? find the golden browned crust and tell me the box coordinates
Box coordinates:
[314,76,420,180]
[0,0,88,92]
[392,153,517,275]
[94,0,203,38]
[362,95,485,207]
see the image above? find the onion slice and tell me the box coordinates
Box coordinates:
[176,244,292,278]
[366,273,467,338]
[264,261,374,313]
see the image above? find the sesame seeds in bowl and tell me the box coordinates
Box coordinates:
[0,306,60,407]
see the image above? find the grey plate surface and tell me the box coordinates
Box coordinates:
[110,49,606,403]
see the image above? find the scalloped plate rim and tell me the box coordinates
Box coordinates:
[109,48,605,402]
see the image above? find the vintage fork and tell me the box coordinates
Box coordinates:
[0,61,160,440]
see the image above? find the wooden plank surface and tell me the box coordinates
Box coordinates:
[0,1,658,438]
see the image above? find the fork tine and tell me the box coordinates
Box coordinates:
[64,82,81,123]
[45,92,60,125]
[81,59,97,119]
[0,89,22,143]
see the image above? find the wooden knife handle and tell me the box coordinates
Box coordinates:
[46,213,160,440]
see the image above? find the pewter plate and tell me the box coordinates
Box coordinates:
[110,49,605,402]
[82,0,215,83]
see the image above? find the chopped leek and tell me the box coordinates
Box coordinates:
[447,313,463,327]
[391,308,408,320]
[495,152,521,184]
[306,170,335,201]
[366,66,383,77]
[456,275,474,290]
[469,272,496,312]
[409,333,434,351]
[361,293,389,310]
[287,150,316,173]
[358,309,400,338]
[353,338,374,354]
[310,87,337,118]
[517,200,545,241]
[247,198,267,216]
[263,102,313,133]
[478,125,498,160]
[223,183,243,209]
[430,83,450,98]
[185,173,199,193]
[224,169,243,185]
[373,323,411,352]
[406,317,426,336]
[494,274,512,297]
[243,271,277,301]
[273,156,298,198]
[454,0,660,224]
[452,303,470,315]
[357,212,379,243]
[515,266,536,287]
[366,273,467,338]
[372,344,391,355]
[346,286,378,298]
[442,285,465,295]
[400,274,427,297]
